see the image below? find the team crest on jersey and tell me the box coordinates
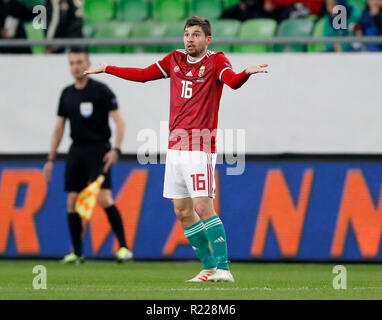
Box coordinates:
[198,66,206,78]
[80,102,93,118]
[174,65,180,72]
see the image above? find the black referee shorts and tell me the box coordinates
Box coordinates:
[65,142,112,193]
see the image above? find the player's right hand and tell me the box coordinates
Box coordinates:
[84,63,107,75]
[42,161,54,182]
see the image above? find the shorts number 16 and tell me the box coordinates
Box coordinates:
[190,174,206,191]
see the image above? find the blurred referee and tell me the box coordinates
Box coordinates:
[42,47,133,264]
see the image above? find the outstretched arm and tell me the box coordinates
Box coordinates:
[215,53,268,90]
[221,64,268,90]
[84,63,164,83]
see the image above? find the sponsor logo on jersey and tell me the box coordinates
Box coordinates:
[174,66,180,73]
[186,71,193,77]
[198,66,206,78]
[80,102,93,118]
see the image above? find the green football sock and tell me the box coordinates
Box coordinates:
[204,215,230,270]
[184,220,217,270]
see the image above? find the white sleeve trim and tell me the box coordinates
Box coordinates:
[219,67,232,83]
[156,61,168,78]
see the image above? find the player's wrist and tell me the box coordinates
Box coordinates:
[113,147,122,157]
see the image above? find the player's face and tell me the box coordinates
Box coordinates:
[184,25,212,57]
[69,53,90,80]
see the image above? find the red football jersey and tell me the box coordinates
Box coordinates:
[156,49,234,153]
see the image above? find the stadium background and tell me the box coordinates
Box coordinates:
[1,0,382,263]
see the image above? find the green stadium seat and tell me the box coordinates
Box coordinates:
[126,21,168,53]
[21,0,42,6]
[209,19,240,52]
[308,18,325,53]
[84,0,114,24]
[233,18,277,53]
[306,14,319,22]
[273,18,314,52]
[223,0,240,9]
[116,0,150,22]
[153,0,187,22]
[190,0,223,20]
[82,23,97,38]
[89,22,132,53]
[161,21,186,53]
[19,0,43,7]
[24,22,44,54]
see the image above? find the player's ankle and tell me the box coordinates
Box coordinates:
[217,260,230,270]
[217,266,230,271]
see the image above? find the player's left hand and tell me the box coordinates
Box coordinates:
[245,64,269,75]
[84,63,107,75]
[103,149,119,172]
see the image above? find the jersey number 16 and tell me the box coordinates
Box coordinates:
[181,80,193,99]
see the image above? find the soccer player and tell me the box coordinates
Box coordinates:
[85,16,268,281]
[42,47,133,264]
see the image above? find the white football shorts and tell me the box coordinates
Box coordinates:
[163,149,217,199]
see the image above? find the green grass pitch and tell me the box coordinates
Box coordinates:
[1,260,382,300]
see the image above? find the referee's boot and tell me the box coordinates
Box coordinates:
[60,253,85,265]
[115,247,133,263]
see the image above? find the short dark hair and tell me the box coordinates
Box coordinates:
[69,46,89,57]
[184,16,211,36]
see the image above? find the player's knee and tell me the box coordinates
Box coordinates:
[97,193,114,208]
[67,193,78,212]
[97,190,114,208]
[173,205,193,222]
[193,202,213,220]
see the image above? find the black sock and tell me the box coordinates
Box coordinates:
[105,205,127,248]
[68,213,83,256]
